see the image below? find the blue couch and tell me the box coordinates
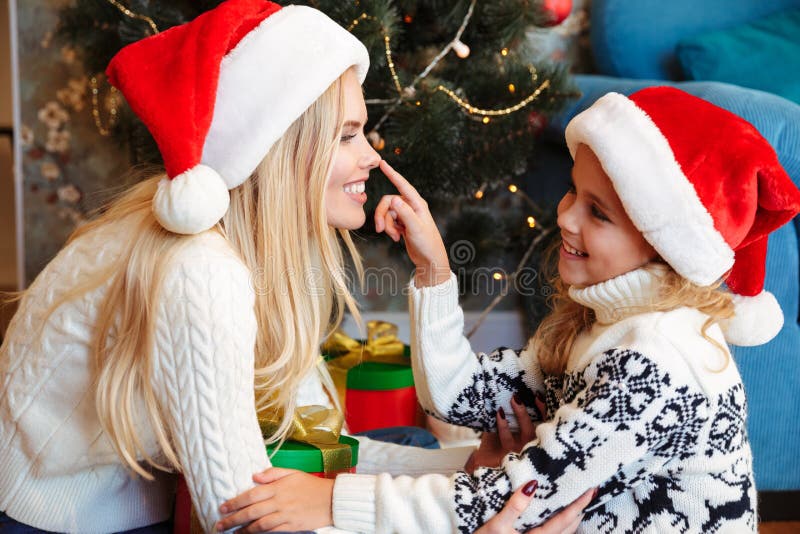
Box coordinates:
[533,0,800,516]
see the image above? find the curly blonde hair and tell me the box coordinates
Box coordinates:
[533,242,736,376]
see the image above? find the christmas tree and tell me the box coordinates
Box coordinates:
[55,0,579,333]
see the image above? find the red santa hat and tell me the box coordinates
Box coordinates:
[565,87,800,346]
[105,0,369,235]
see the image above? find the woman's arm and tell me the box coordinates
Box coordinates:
[331,347,708,533]
[475,485,595,534]
[354,434,475,476]
[150,246,270,532]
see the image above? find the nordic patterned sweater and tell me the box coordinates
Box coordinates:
[0,224,472,533]
[332,266,757,533]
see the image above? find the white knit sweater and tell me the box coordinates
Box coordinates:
[332,267,757,534]
[0,225,472,533]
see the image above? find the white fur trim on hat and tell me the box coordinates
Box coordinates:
[201,5,370,190]
[565,92,734,287]
[719,290,784,346]
[152,165,230,235]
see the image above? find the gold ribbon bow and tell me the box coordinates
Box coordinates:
[259,405,351,474]
[323,320,409,406]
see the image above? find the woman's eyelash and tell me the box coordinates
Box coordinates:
[566,181,576,194]
[340,133,357,142]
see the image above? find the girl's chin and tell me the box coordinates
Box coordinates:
[557,261,582,286]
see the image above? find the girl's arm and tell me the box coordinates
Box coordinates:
[375,161,545,432]
[150,239,270,532]
[409,272,545,432]
[332,347,709,533]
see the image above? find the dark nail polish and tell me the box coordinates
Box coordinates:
[498,407,506,419]
[592,488,599,500]
[522,480,538,496]
[512,393,521,405]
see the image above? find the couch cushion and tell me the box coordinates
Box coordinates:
[677,9,800,104]
[590,0,800,80]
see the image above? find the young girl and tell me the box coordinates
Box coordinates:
[221,87,800,532]
[378,88,800,532]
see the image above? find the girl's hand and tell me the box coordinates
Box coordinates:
[466,394,542,473]
[215,467,334,532]
[374,160,450,287]
[475,484,596,534]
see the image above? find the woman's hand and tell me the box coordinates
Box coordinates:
[374,160,450,287]
[466,394,542,473]
[215,467,334,533]
[476,484,596,534]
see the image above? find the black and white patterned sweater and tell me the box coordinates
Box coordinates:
[331,266,756,534]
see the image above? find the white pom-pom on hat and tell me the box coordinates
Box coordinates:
[106,0,370,235]
[152,165,230,235]
[720,290,784,347]
[566,87,800,347]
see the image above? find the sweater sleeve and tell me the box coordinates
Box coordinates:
[409,273,545,432]
[150,249,270,532]
[353,435,474,476]
[334,348,710,534]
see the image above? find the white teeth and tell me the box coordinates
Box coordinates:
[344,182,365,194]
[564,242,587,257]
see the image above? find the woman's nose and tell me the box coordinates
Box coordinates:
[360,140,381,169]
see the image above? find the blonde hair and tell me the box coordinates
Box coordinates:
[533,242,736,376]
[10,71,362,479]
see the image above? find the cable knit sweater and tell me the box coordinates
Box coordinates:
[332,267,757,534]
[0,225,472,533]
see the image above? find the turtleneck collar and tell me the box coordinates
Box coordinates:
[568,264,669,324]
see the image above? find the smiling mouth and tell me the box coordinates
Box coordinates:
[343,181,366,194]
[562,241,588,257]
[342,180,367,205]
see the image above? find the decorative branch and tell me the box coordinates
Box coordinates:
[466,224,555,339]
[371,0,478,132]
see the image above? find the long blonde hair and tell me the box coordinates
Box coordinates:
[14,71,361,478]
[533,242,736,376]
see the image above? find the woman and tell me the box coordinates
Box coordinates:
[0,1,587,532]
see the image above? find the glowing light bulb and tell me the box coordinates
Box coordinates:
[453,39,470,59]
[508,184,518,193]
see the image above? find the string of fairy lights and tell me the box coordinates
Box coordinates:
[90,76,119,136]
[90,0,161,137]
[348,0,553,131]
[348,1,554,334]
[90,0,553,334]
